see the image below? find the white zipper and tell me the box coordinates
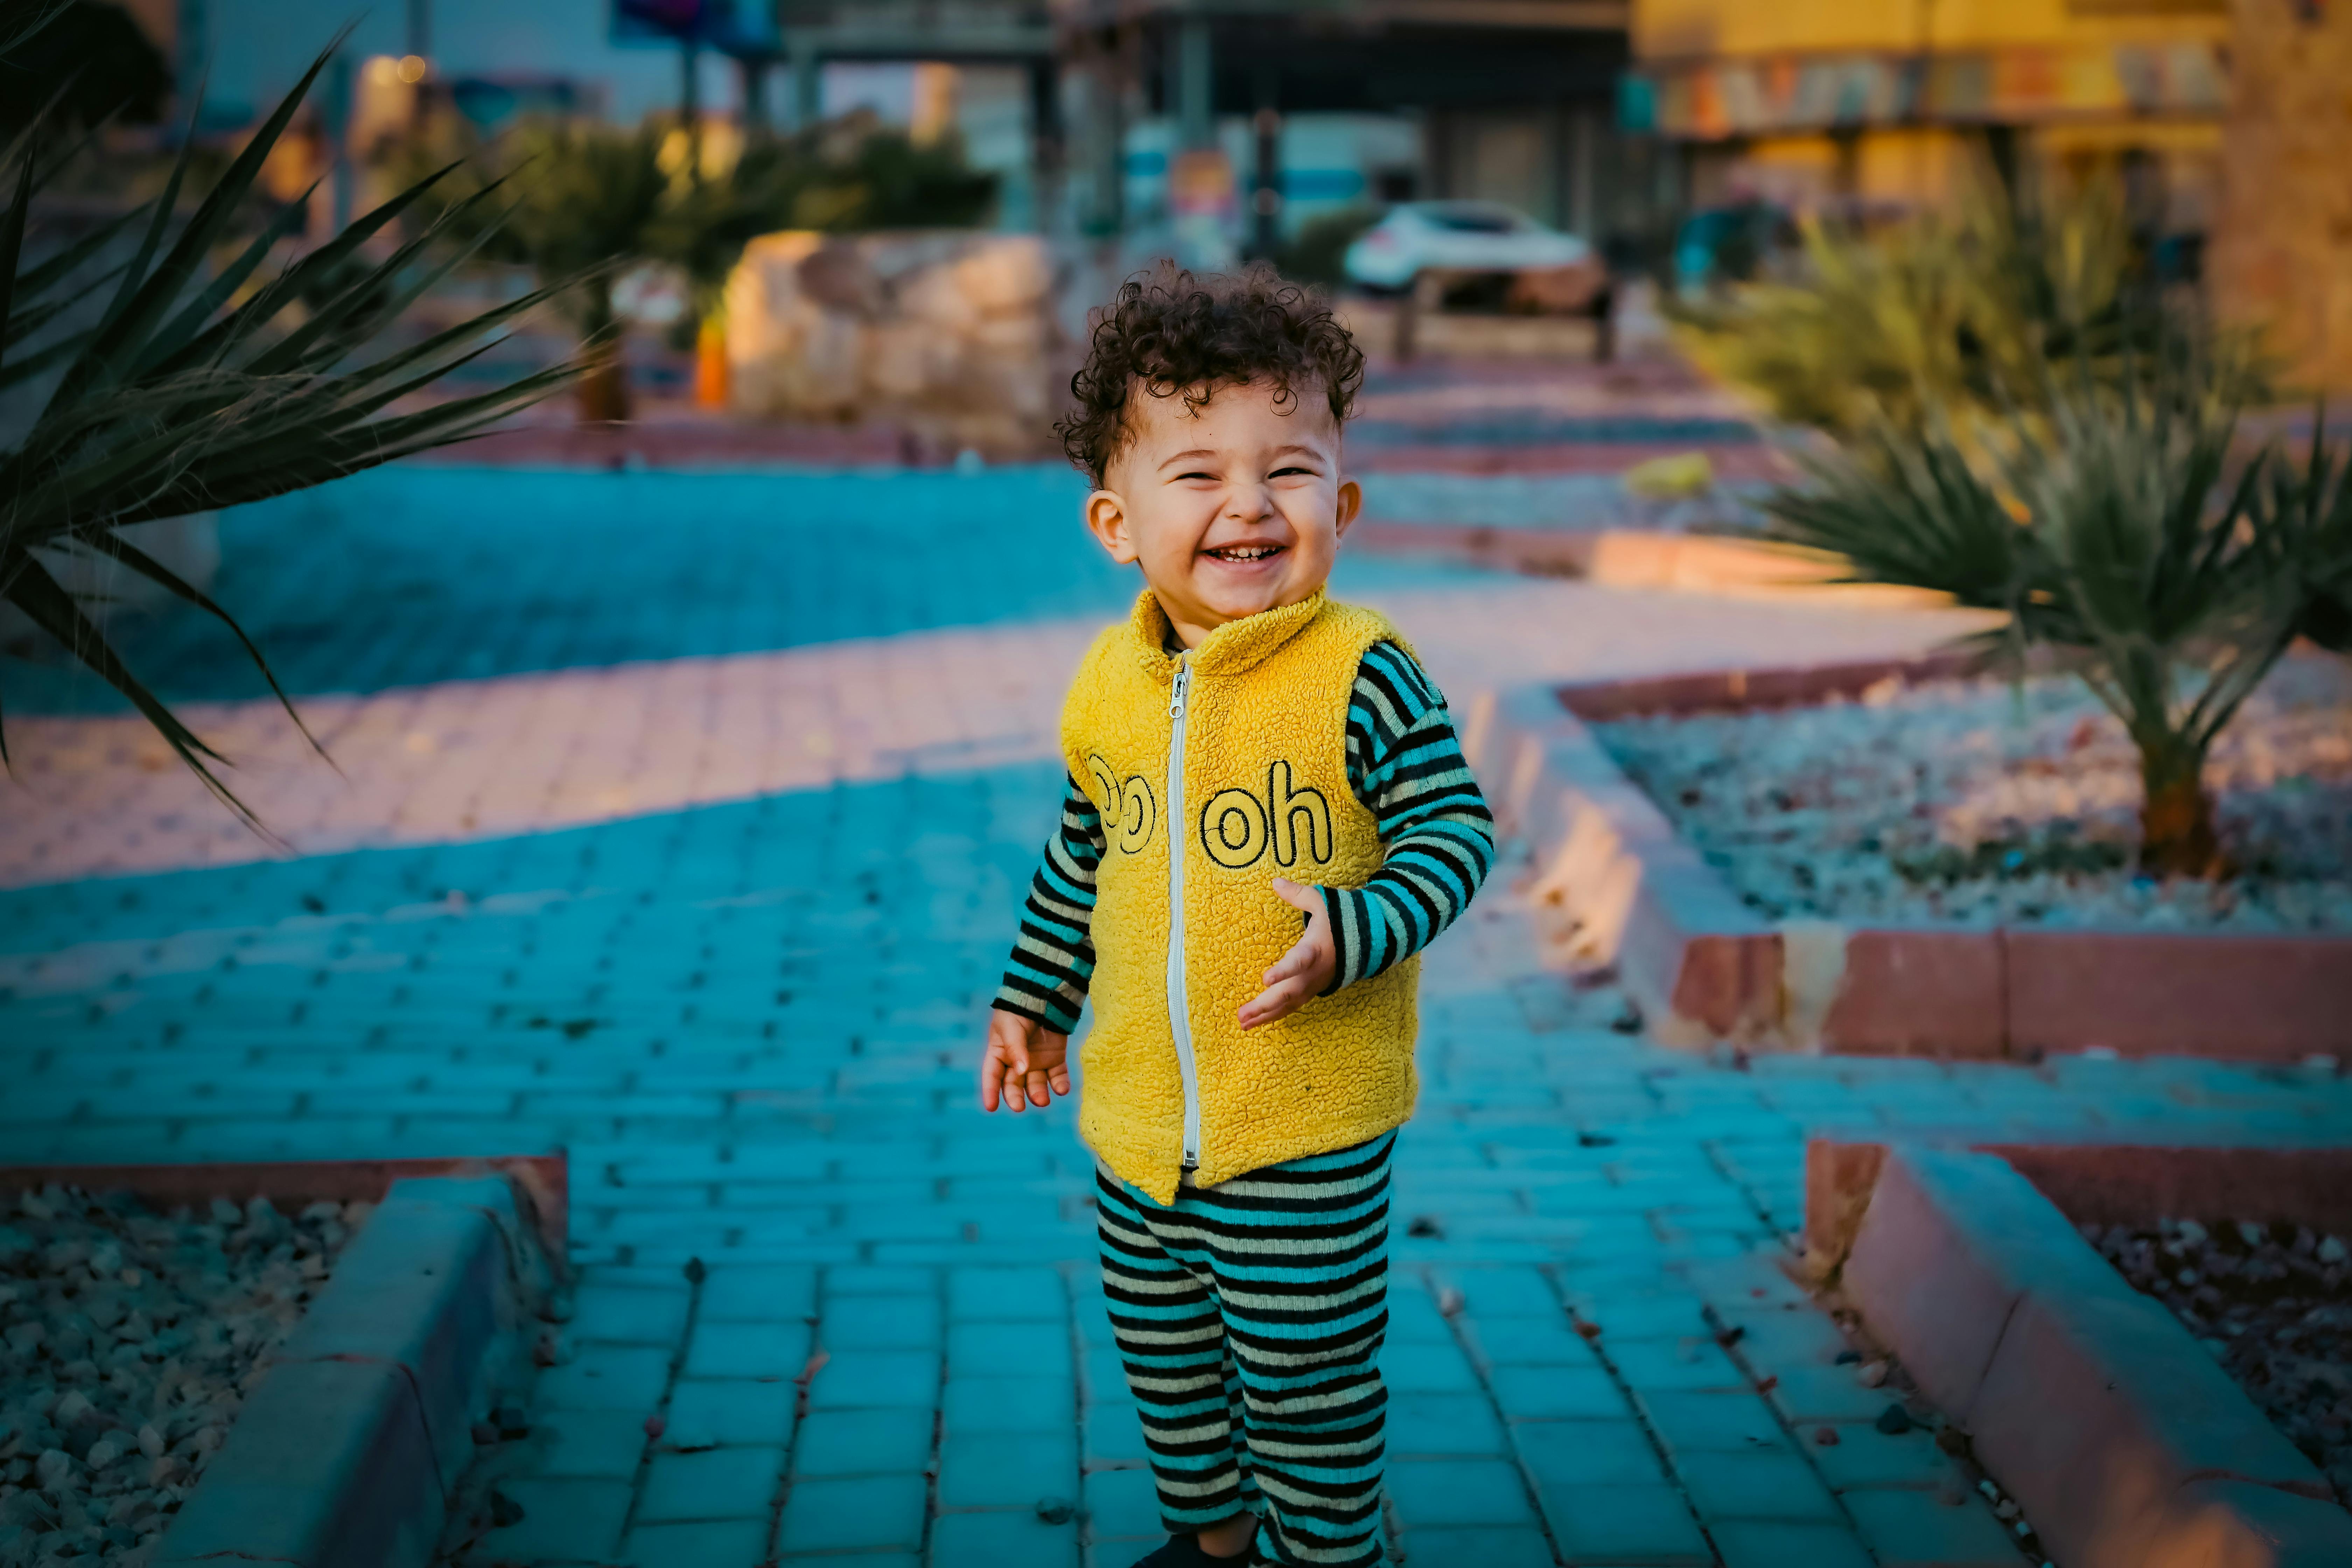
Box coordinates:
[1165,654,1202,1167]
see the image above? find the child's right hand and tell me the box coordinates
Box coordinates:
[979,1006,1071,1114]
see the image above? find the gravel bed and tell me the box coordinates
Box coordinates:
[1593,658,2352,931]
[0,1187,364,1568]
[2091,1217,2352,1504]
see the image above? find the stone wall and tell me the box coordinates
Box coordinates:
[723,231,1072,458]
[2209,0,2352,391]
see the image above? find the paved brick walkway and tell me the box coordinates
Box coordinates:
[4,463,2343,1567]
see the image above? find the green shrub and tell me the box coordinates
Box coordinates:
[1670,179,2265,440]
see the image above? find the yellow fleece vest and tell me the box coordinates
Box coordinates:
[1063,589,1420,1202]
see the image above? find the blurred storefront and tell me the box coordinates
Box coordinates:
[1052,0,1636,268]
[1621,0,2231,242]
[2208,2,2352,390]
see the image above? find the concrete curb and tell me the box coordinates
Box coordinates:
[152,1174,552,1568]
[1822,1139,2352,1568]
[1466,660,2352,1058]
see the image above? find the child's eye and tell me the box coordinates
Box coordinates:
[1269,466,1316,479]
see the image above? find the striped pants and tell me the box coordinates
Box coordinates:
[1097,1133,1395,1568]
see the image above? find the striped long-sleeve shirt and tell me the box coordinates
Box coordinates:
[995,640,1496,1033]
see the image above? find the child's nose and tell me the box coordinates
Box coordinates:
[1224,482,1275,521]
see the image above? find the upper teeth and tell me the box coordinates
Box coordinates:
[1217,547,1276,560]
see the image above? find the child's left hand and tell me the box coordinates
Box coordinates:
[1240,878,1337,1030]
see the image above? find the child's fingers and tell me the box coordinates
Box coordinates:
[1239,976,1308,1030]
[1006,1051,1031,1113]
[979,1042,1006,1112]
[1261,933,1317,987]
[1026,1067,1054,1107]
[1049,1062,1072,1096]
[1269,876,1324,917]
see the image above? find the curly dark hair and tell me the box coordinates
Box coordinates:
[1057,262,1366,483]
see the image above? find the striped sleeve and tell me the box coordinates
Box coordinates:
[1319,640,1497,993]
[992,773,1104,1033]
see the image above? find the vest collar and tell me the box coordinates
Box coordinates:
[1125,589,1330,680]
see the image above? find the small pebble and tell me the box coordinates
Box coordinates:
[1813,1426,1840,1446]
[1875,1405,1914,1435]
[1035,1495,1076,1525]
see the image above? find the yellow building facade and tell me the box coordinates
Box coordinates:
[1623,0,2230,227]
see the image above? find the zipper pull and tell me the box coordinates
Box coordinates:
[1169,660,1190,719]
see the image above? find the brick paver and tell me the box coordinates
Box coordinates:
[4,462,2345,1566]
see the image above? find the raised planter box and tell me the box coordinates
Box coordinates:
[1805,1132,2352,1568]
[4,1156,562,1568]
[1462,657,2352,1059]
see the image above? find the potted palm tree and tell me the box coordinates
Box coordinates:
[1,14,580,825]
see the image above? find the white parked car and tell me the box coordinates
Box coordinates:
[1343,201,1608,312]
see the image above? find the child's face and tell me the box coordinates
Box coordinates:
[1084,377,1361,647]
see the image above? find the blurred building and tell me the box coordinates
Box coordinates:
[1051,0,1634,265]
[1622,0,2230,240]
[2208,1,2352,390]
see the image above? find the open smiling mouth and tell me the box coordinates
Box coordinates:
[1203,544,1286,563]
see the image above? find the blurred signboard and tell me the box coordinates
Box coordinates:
[450,76,589,130]
[611,0,776,49]
[1623,42,2227,138]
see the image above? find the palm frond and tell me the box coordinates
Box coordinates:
[0,30,580,823]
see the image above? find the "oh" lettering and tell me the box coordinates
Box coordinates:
[1198,761,1332,870]
[1088,755,1156,854]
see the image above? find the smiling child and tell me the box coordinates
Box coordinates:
[978,264,1495,1568]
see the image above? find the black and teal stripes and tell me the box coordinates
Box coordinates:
[996,783,1106,1033]
[994,642,1493,1033]
[1098,1133,1397,1568]
[1323,642,1495,993]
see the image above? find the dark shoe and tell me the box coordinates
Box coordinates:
[1128,1535,1252,1567]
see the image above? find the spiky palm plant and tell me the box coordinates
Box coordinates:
[2,18,579,827]
[1765,372,2351,878]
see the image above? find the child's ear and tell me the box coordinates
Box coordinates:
[1333,477,1363,540]
[1085,488,1141,564]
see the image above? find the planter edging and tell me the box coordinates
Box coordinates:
[147,1172,552,1568]
[1816,1136,2352,1568]
[1469,662,2352,1058]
